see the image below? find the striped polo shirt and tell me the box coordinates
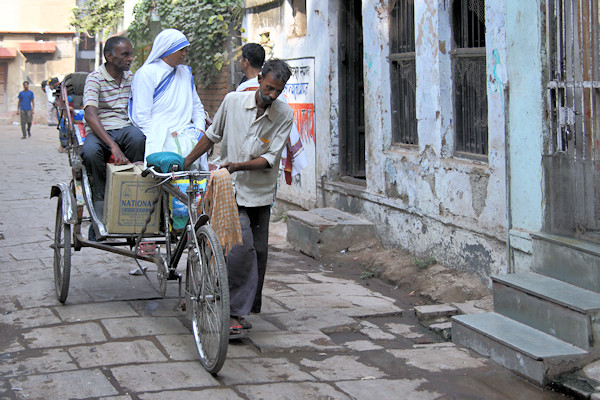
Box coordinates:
[83,64,133,134]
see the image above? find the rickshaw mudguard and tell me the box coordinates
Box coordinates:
[50,183,77,225]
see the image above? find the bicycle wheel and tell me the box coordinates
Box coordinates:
[53,196,71,303]
[186,224,229,374]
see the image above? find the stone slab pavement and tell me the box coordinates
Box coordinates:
[0,125,571,399]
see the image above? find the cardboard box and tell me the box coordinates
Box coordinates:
[103,164,161,234]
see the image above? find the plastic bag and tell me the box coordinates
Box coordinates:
[163,126,198,156]
[169,178,207,230]
[162,126,208,171]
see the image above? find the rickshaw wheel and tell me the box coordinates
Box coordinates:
[54,196,71,303]
[186,224,229,374]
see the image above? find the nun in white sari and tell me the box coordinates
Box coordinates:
[129,29,208,170]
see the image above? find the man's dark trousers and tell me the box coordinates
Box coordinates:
[226,205,270,317]
[20,110,32,137]
[81,125,146,201]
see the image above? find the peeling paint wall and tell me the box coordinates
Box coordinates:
[504,0,545,271]
[244,0,513,282]
[358,0,509,280]
[243,1,337,208]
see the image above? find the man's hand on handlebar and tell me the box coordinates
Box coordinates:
[220,162,238,174]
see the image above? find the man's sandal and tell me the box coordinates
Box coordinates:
[230,324,243,336]
[229,316,246,339]
[239,316,252,330]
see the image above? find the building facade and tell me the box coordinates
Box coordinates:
[243,0,512,282]
[242,0,600,287]
[0,0,77,121]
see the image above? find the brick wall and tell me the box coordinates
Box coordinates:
[196,67,233,119]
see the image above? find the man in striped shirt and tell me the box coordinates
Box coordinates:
[81,36,146,203]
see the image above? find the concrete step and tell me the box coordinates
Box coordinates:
[532,232,600,293]
[493,272,600,350]
[286,208,376,259]
[453,312,588,386]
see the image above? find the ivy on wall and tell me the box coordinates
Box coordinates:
[70,0,125,39]
[127,0,243,86]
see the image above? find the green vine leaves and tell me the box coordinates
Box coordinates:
[70,0,125,39]
[128,0,243,87]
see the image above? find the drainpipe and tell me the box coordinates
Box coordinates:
[504,84,513,274]
[320,174,326,207]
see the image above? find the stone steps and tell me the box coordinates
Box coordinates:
[286,208,376,259]
[493,272,600,350]
[453,312,588,386]
[533,232,600,293]
[453,233,600,387]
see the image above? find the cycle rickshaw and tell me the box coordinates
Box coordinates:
[50,72,230,374]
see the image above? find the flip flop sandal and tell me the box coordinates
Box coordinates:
[229,324,245,339]
[239,316,252,329]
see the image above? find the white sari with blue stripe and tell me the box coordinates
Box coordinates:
[129,29,207,170]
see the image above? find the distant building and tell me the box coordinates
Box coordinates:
[241,0,600,289]
[0,0,80,121]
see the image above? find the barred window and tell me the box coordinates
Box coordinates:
[452,0,487,157]
[389,0,417,145]
[25,54,50,85]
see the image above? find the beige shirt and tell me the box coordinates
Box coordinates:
[205,91,293,207]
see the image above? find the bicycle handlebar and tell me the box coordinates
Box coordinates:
[142,166,211,180]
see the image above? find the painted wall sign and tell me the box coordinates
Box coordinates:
[277,57,316,208]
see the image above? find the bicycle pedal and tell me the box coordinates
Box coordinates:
[167,271,180,280]
[138,241,157,255]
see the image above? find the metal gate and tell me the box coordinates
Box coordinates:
[545,0,600,240]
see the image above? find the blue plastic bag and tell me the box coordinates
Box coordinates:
[169,178,207,229]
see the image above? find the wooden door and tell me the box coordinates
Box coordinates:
[339,0,366,180]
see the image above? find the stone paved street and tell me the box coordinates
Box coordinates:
[0,125,571,399]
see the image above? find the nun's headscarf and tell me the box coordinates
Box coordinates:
[143,29,190,67]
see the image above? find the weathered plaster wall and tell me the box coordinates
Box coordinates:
[415,0,442,155]
[343,0,508,280]
[245,0,512,281]
[244,1,337,208]
[362,0,391,196]
[505,0,545,272]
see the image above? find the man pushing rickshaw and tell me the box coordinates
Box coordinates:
[51,27,295,374]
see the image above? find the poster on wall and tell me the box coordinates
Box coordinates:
[278,57,316,209]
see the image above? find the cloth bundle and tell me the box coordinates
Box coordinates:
[203,168,242,254]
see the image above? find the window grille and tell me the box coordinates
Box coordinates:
[25,54,48,85]
[389,0,417,145]
[452,0,487,157]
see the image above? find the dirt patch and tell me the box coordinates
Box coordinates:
[270,217,492,309]
[321,238,491,306]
